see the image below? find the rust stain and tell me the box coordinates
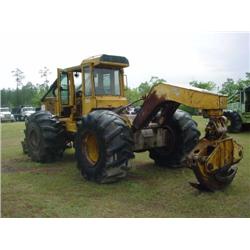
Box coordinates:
[133,91,179,130]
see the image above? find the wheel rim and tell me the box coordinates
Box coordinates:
[29,129,39,149]
[83,132,99,165]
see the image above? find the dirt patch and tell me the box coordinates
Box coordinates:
[1,163,63,174]
[1,156,69,174]
[133,161,154,169]
[127,172,145,181]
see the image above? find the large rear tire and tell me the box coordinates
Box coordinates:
[75,110,134,183]
[149,110,200,168]
[223,111,242,133]
[22,111,66,162]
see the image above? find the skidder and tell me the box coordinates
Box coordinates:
[22,55,243,191]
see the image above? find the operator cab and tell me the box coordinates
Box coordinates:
[41,54,129,119]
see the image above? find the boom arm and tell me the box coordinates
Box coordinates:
[133,83,243,191]
[133,83,227,130]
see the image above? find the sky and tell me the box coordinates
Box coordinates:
[1,32,249,90]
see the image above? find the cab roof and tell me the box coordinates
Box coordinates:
[62,54,129,72]
[81,54,129,66]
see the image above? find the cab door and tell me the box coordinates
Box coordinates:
[57,69,72,117]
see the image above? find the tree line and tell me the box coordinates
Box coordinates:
[1,67,51,108]
[1,68,249,109]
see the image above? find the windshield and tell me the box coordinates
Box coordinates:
[23,107,35,111]
[0,107,10,112]
[93,68,121,96]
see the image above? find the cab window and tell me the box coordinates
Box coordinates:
[84,67,91,96]
[93,68,120,96]
[74,72,82,91]
[60,72,69,105]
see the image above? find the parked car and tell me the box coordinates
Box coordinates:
[0,107,15,122]
[12,106,36,121]
[127,106,141,115]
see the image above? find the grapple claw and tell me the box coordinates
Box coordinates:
[187,121,243,192]
[191,162,238,191]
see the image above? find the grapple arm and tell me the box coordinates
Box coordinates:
[133,83,243,191]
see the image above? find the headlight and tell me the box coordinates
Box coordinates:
[11,114,14,118]
[0,114,4,118]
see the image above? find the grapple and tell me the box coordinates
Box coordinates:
[188,116,243,191]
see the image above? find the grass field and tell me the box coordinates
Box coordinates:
[1,117,250,218]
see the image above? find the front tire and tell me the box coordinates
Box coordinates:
[22,111,66,162]
[149,110,200,168]
[75,110,134,183]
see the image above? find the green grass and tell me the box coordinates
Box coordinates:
[1,117,250,217]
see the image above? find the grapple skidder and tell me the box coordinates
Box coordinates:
[22,54,243,191]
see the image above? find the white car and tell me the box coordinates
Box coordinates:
[21,107,36,120]
[0,107,15,122]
